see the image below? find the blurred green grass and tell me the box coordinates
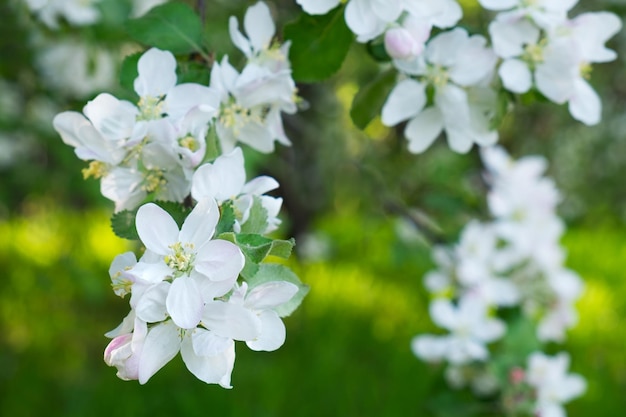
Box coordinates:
[1,202,625,417]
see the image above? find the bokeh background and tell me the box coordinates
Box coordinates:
[1,0,625,416]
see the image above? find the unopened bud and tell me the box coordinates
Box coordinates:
[384,28,423,60]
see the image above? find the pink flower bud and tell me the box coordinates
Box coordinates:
[104,334,140,381]
[509,366,526,385]
[384,28,423,60]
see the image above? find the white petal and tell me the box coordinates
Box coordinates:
[295,0,340,14]
[426,28,466,67]
[181,334,235,387]
[138,321,181,384]
[166,277,204,329]
[244,1,275,52]
[83,93,137,141]
[245,281,299,310]
[429,299,458,330]
[195,240,245,282]
[499,59,532,93]
[489,19,540,59]
[202,301,261,341]
[246,310,286,351]
[190,328,232,356]
[242,175,279,196]
[410,334,448,362]
[345,0,386,41]
[212,147,247,200]
[478,0,517,10]
[404,107,443,153]
[381,79,426,126]
[134,48,177,97]
[165,84,220,120]
[136,203,180,255]
[135,281,170,323]
[568,77,601,126]
[229,16,252,57]
[179,197,219,247]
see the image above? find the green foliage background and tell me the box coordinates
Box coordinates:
[1,0,625,416]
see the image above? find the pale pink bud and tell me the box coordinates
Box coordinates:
[104,334,140,381]
[384,27,423,60]
[509,366,525,385]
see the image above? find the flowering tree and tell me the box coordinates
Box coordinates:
[7,0,623,415]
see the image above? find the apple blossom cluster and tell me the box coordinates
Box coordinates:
[53,2,307,386]
[295,0,621,155]
[481,0,622,126]
[411,146,585,415]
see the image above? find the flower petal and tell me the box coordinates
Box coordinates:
[136,203,180,255]
[179,197,219,247]
[134,48,177,97]
[202,301,261,341]
[138,321,180,384]
[181,334,235,388]
[245,281,299,310]
[246,310,286,351]
[381,79,427,126]
[166,277,204,329]
[404,106,444,153]
[195,239,245,282]
[243,1,275,52]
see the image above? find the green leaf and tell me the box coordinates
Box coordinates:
[119,52,141,94]
[283,6,353,82]
[268,238,295,259]
[126,2,204,55]
[216,201,236,235]
[239,196,269,234]
[176,59,211,85]
[235,233,273,264]
[246,264,309,317]
[350,68,397,129]
[111,210,139,240]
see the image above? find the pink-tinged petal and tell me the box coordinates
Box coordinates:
[190,328,233,356]
[179,198,219,247]
[166,277,204,329]
[244,1,275,52]
[568,78,601,126]
[246,310,286,351]
[195,240,245,282]
[295,0,339,15]
[83,93,137,141]
[499,59,532,93]
[136,203,180,255]
[134,48,177,97]
[181,334,235,387]
[381,79,427,126]
[404,107,443,153]
[245,281,298,310]
[138,321,181,384]
[135,281,170,323]
[202,301,261,341]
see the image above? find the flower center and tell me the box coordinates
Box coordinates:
[164,242,196,274]
[425,65,450,88]
[142,169,167,193]
[137,95,165,121]
[219,100,265,134]
[179,135,200,152]
[82,160,108,179]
